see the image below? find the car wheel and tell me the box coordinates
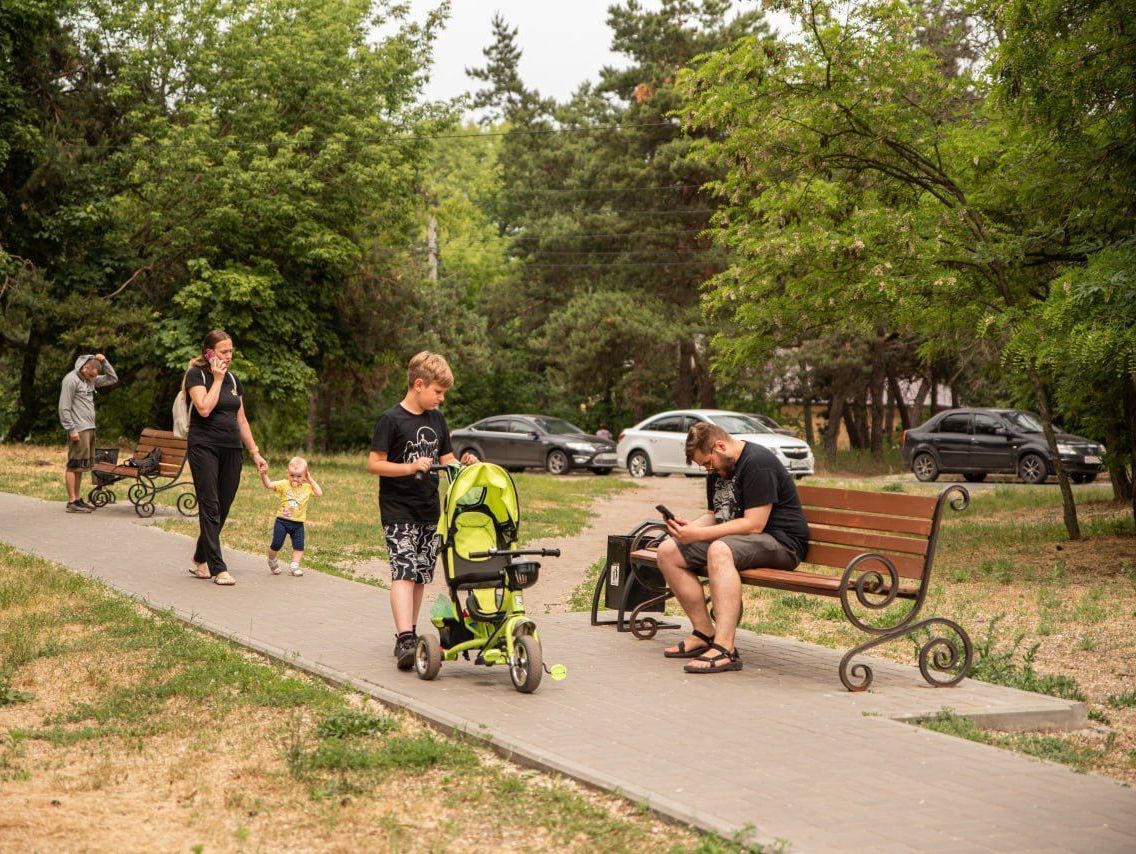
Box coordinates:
[962,473,987,483]
[1017,453,1048,484]
[912,452,940,482]
[592,467,612,475]
[1070,472,1097,484]
[546,449,569,475]
[627,450,652,479]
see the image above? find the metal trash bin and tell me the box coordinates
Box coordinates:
[604,532,665,612]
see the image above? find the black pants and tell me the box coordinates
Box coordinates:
[188,444,244,576]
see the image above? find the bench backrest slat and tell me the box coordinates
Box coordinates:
[808,525,929,557]
[132,428,189,479]
[797,485,938,518]
[798,543,927,579]
[804,507,933,537]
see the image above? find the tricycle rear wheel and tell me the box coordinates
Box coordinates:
[415,635,442,680]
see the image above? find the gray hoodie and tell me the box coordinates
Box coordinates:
[58,355,118,434]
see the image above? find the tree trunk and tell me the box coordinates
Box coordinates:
[928,367,938,417]
[1102,419,1132,502]
[7,332,43,441]
[675,340,693,409]
[869,330,885,456]
[1025,363,1080,539]
[1126,373,1136,527]
[842,401,863,449]
[910,372,930,425]
[803,396,815,447]
[824,394,845,454]
[887,367,911,431]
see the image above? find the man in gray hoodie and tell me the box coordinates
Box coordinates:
[58,354,118,512]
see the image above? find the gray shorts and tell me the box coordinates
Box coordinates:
[678,533,799,573]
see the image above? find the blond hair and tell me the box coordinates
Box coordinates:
[288,456,308,474]
[407,351,454,389]
[685,422,730,464]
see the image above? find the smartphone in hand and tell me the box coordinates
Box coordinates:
[204,349,217,363]
[655,504,676,521]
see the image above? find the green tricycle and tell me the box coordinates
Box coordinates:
[414,462,562,693]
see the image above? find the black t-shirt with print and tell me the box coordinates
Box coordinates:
[705,442,809,559]
[370,403,454,524]
[185,368,244,449]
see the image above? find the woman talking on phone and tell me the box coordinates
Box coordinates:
[185,329,268,586]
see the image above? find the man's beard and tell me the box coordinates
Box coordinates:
[717,454,738,478]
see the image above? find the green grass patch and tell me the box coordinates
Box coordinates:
[1106,689,1136,709]
[969,616,1085,701]
[567,557,608,612]
[922,710,1104,771]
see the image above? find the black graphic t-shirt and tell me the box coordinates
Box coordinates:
[705,442,809,559]
[370,403,454,524]
[185,368,244,449]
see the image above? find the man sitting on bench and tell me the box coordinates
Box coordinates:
[658,422,810,674]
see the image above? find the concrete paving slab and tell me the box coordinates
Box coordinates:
[1,490,1134,852]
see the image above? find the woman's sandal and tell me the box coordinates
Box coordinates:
[663,629,715,659]
[213,572,236,586]
[683,643,743,674]
[188,564,210,579]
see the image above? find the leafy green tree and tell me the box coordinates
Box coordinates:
[679,0,1136,536]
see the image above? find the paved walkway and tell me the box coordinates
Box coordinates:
[2,489,1134,851]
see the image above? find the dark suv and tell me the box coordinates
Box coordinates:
[901,409,1105,484]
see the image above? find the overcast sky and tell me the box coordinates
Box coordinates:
[403,1,790,108]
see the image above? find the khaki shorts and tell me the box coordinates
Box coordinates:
[678,532,799,572]
[66,429,96,471]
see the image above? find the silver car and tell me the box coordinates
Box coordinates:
[616,409,815,479]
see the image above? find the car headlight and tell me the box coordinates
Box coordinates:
[566,442,595,452]
[1057,443,1075,455]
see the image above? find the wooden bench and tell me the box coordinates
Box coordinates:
[601,484,973,691]
[89,428,197,518]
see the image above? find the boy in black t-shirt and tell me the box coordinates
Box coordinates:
[656,421,809,675]
[368,352,477,670]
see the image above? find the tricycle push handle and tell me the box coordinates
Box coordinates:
[469,548,561,559]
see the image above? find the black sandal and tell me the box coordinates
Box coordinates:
[664,629,715,659]
[683,643,743,674]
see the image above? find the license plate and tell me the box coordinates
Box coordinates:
[789,460,809,469]
[1084,455,1100,464]
[595,454,616,464]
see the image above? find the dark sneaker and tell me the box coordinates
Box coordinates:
[394,637,417,671]
[66,501,92,513]
[75,498,97,511]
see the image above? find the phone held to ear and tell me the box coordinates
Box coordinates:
[655,504,676,522]
[204,349,216,363]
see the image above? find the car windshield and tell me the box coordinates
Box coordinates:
[710,414,773,435]
[533,417,587,435]
[1003,411,1044,433]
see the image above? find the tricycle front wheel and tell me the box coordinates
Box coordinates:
[510,634,543,694]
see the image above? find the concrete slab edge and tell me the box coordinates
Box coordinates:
[110,589,785,851]
[892,701,1089,733]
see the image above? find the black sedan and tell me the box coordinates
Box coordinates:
[900,408,1105,484]
[451,415,617,475]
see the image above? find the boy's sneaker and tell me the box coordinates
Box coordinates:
[268,557,281,575]
[66,501,92,513]
[75,498,97,511]
[394,636,417,671]
[289,563,303,577]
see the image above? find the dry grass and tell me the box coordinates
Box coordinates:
[0,545,714,852]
